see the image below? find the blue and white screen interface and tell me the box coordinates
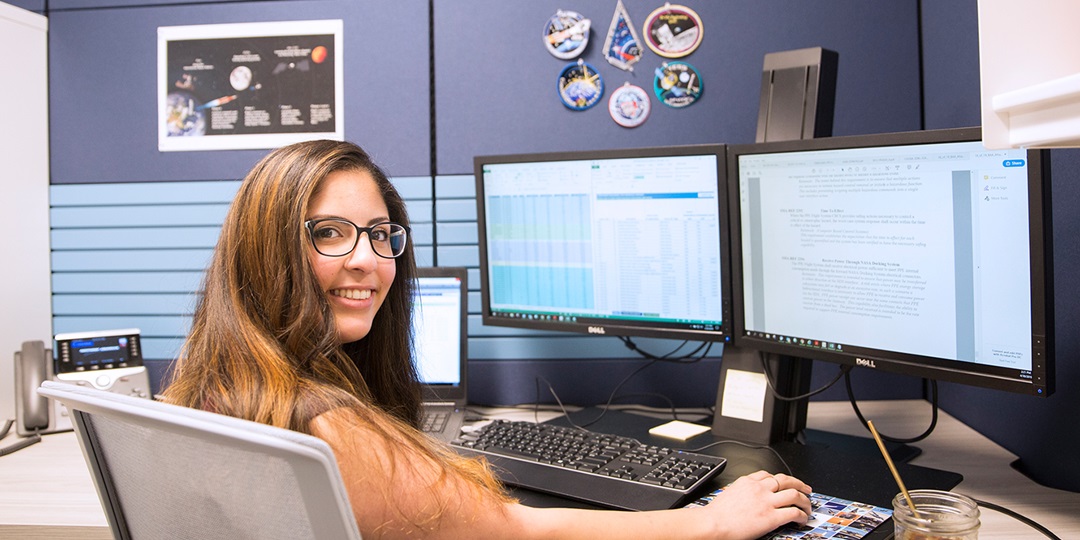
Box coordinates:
[481,153,724,332]
[738,140,1033,374]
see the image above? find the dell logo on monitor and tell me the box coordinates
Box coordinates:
[587,326,606,335]
[856,358,877,368]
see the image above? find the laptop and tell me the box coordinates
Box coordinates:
[413,267,469,442]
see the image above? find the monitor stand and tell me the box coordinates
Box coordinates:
[712,345,920,463]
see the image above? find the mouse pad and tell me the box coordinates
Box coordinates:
[686,489,893,540]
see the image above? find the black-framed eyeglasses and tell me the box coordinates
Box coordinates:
[304,218,408,259]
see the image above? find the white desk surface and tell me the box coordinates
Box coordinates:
[2,400,1077,539]
[0,430,110,539]
[805,399,1080,539]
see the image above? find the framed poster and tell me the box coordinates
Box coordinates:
[158,20,344,152]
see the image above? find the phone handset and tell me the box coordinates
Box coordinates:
[16,340,50,430]
[3,341,53,456]
[10,340,71,440]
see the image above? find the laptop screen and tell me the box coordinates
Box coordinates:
[412,268,467,398]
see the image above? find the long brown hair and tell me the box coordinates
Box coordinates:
[164,141,508,524]
[164,139,420,429]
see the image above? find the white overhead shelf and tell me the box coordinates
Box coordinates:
[978,0,1080,149]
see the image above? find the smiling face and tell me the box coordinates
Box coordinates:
[306,169,397,344]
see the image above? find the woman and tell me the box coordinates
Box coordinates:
[164,139,813,539]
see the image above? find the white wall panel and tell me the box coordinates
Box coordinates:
[0,2,49,422]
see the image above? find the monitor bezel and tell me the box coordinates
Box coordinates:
[726,126,1054,396]
[414,266,469,402]
[474,144,734,344]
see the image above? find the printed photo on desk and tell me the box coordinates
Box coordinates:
[687,490,892,540]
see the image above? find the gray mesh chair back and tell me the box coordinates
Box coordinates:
[37,380,362,540]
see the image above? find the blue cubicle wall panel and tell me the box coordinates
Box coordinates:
[434,0,922,174]
[49,0,255,8]
[918,0,1080,493]
[48,0,431,183]
[45,0,933,406]
[49,176,435,394]
[6,0,43,12]
[432,1,927,404]
[919,0,981,130]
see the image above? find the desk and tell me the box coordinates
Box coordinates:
[0,431,109,539]
[2,401,1077,539]
[804,399,1080,539]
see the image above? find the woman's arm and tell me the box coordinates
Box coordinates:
[510,472,812,540]
[312,410,811,539]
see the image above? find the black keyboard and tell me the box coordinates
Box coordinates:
[451,419,726,511]
[422,411,449,433]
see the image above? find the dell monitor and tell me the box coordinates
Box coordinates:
[716,126,1053,444]
[474,144,732,344]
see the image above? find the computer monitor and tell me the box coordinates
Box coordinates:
[474,144,732,344]
[718,126,1054,442]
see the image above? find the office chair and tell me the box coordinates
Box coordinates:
[37,380,362,540]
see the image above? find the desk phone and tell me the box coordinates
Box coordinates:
[14,329,151,437]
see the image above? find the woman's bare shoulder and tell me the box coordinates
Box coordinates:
[309,406,388,447]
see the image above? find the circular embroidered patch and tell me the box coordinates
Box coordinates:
[544,10,591,60]
[642,4,703,58]
[608,83,651,127]
[653,61,703,108]
[558,60,605,110]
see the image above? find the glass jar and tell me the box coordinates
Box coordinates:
[892,489,980,540]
